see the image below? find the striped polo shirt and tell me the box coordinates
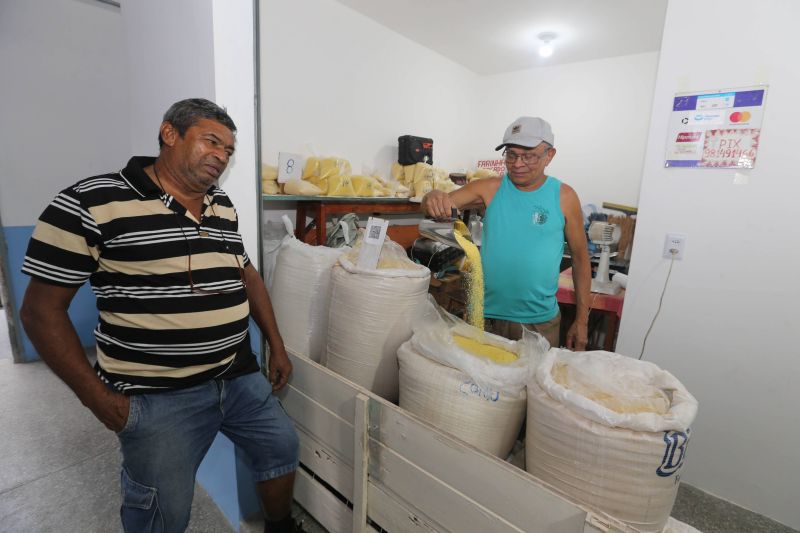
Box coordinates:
[22,156,258,394]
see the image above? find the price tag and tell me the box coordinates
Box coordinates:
[363,217,388,245]
[277,152,304,183]
[357,217,388,270]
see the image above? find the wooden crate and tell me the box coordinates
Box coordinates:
[279,352,634,533]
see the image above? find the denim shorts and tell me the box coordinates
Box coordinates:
[114,370,299,533]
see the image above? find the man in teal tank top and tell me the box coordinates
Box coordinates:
[421,117,591,350]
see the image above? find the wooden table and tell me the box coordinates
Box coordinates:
[557,267,625,351]
[264,195,421,247]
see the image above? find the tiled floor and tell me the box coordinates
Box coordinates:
[0,337,796,532]
[0,355,234,533]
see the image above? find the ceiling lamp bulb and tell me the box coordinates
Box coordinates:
[537,32,557,58]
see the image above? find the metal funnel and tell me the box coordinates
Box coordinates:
[418,219,461,249]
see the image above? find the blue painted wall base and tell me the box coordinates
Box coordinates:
[2,226,97,361]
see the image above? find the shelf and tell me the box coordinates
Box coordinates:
[263,194,415,204]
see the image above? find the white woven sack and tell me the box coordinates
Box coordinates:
[526,350,698,532]
[261,215,293,290]
[270,237,344,362]
[325,249,430,402]
[398,341,526,458]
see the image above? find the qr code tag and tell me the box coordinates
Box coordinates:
[363,217,388,245]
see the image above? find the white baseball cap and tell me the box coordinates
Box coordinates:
[495,116,554,151]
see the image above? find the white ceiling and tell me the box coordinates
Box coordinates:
[334,0,668,75]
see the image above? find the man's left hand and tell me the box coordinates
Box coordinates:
[268,345,292,392]
[565,321,588,351]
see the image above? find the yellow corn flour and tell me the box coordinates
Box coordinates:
[453,220,484,330]
[452,335,517,364]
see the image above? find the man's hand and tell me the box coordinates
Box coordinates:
[565,320,588,351]
[87,389,131,432]
[421,190,455,220]
[268,344,292,392]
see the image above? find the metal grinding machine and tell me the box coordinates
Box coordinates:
[588,221,622,295]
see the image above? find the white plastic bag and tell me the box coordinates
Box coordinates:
[270,227,347,362]
[410,296,547,396]
[536,349,698,432]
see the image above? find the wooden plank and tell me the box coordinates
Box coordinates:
[367,482,445,532]
[368,399,590,532]
[353,394,370,533]
[295,424,354,501]
[294,467,353,533]
[367,439,524,532]
[584,512,631,533]
[283,351,368,423]
[281,383,355,465]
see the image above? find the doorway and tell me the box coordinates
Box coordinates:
[0,220,21,363]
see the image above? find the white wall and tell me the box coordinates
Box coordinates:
[258,0,656,216]
[123,0,215,156]
[259,0,479,191]
[0,0,130,226]
[476,53,659,208]
[616,0,800,528]
[122,0,260,265]
[211,0,260,266]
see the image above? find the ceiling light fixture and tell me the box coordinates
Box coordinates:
[538,32,558,58]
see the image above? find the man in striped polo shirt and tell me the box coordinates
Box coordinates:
[20,99,300,533]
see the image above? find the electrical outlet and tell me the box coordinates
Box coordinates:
[663,233,687,260]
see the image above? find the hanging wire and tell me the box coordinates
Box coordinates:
[639,251,676,360]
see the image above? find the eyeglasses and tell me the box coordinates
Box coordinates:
[173,206,247,295]
[186,242,247,295]
[503,147,550,166]
[152,166,246,295]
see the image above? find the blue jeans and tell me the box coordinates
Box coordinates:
[115,371,299,533]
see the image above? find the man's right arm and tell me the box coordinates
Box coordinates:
[421,178,499,219]
[20,278,129,432]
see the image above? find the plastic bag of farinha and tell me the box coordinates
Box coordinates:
[327,174,356,197]
[409,296,547,396]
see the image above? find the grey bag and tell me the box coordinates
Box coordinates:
[326,213,360,248]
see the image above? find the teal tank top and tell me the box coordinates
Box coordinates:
[482,175,564,323]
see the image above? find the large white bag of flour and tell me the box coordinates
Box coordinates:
[261,215,293,290]
[270,235,345,362]
[526,349,698,532]
[325,237,430,402]
[398,300,547,458]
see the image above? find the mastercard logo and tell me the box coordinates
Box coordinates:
[729,111,751,123]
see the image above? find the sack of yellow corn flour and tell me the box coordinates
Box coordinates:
[408,296,546,396]
[319,157,352,180]
[261,165,280,195]
[283,179,322,196]
[327,174,356,197]
[302,157,320,179]
[397,297,548,458]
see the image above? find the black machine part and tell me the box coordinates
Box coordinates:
[410,237,464,273]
